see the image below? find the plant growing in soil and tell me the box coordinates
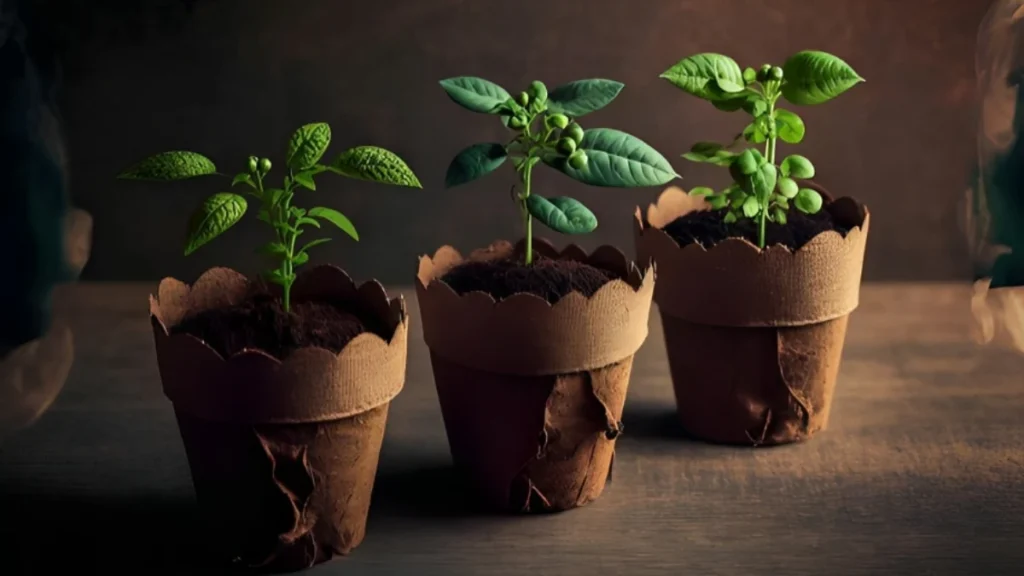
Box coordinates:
[117,122,421,311]
[660,51,864,248]
[440,76,678,264]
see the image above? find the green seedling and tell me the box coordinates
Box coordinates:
[440,77,678,264]
[660,51,864,248]
[116,122,421,311]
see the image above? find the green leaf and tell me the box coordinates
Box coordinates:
[286,123,332,170]
[795,188,823,214]
[774,196,790,210]
[118,151,217,181]
[308,206,358,240]
[773,207,788,225]
[739,163,778,203]
[777,177,799,199]
[232,173,253,188]
[293,171,316,190]
[743,67,757,84]
[299,237,332,254]
[723,211,738,224]
[781,51,864,106]
[184,193,247,256]
[439,77,512,114]
[742,119,768,144]
[741,195,760,218]
[296,216,321,228]
[445,143,508,188]
[774,109,806,144]
[292,252,310,266]
[682,142,737,166]
[729,188,748,209]
[526,195,598,235]
[780,155,815,179]
[331,146,422,188]
[707,194,729,210]
[259,242,288,256]
[265,270,291,287]
[546,79,624,117]
[257,209,271,224]
[546,128,678,188]
[689,186,715,196]
[660,53,745,101]
[732,149,762,176]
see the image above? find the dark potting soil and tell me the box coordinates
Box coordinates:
[661,207,851,250]
[440,256,619,303]
[171,292,367,359]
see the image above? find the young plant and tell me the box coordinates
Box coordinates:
[116,122,421,311]
[440,77,678,264]
[660,51,864,248]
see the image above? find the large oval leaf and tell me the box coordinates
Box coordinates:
[526,194,598,235]
[781,51,864,106]
[546,79,624,117]
[118,151,216,181]
[774,109,806,143]
[445,142,508,188]
[439,77,511,114]
[331,146,422,188]
[184,193,247,255]
[308,206,358,240]
[286,123,332,170]
[546,128,678,188]
[660,53,745,100]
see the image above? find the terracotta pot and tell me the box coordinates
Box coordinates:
[149,265,407,572]
[415,238,654,513]
[634,187,869,446]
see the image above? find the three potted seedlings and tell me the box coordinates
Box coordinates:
[416,76,677,512]
[635,51,869,445]
[117,123,420,571]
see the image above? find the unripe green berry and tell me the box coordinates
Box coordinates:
[259,158,272,173]
[564,122,584,144]
[771,66,784,80]
[518,91,530,107]
[248,156,258,173]
[557,137,577,155]
[568,149,588,170]
[547,113,569,129]
[509,116,526,129]
[528,80,548,104]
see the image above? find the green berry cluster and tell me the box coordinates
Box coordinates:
[497,81,589,170]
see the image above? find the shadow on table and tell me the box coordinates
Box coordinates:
[620,401,692,441]
[370,463,476,518]
[0,489,210,574]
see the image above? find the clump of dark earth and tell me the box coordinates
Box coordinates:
[660,206,851,250]
[440,255,620,303]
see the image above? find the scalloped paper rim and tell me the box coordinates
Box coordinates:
[415,238,655,376]
[635,187,870,327]
[149,264,408,424]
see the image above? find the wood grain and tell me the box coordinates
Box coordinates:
[1,283,1022,575]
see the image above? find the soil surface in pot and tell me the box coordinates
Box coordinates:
[660,207,851,250]
[440,256,621,303]
[171,292,369,359]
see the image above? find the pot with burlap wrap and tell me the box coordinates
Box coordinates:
[634,188,870,446]
[149,265,407,572]
[415,238,654,512]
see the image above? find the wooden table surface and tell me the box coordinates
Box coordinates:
[1,283,1022,575]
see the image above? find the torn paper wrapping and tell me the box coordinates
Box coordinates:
[150,265,406,571]
[416,239,651,511]
[635,188,869,445]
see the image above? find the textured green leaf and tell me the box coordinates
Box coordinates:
[682,142,736,166]
[795,188,823,214]
[184,193,247,255]
[739,163,778,203]
[741,195,760,218]
[781,51,864,106]
[445,143,508,188]
[660,54,745,101]
[308,207,358,240]
[774,109,806,144]
[293,171,316,190]
[546,79,624,117]
[780,154,815,179]
[440,77,512,114]
[331,146,422,188]
[732,149,762,176]
[546,128,678,188]
[286,123,332,170]
[118,151,216,181]
[526,195,598,235]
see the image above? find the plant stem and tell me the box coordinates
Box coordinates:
[522,160,534,265]
[759,90,779,249]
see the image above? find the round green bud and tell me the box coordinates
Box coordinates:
[761,63,772,73]
[518,91,530,107]
[528,80,548,104]
[568,149,588,170]
[770,66,784,80]
[564,122,584,144]
[509,116,526,129]
[547,113,569,129]
[259,158,272,173]
[248,156,258,173]
[557,137,577,155]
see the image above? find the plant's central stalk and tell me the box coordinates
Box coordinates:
[760,84,780,249]
[520,160,535,265]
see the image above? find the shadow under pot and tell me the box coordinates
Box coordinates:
[149,265,408,573]
[634,186,870,446]
[415,238,654,513]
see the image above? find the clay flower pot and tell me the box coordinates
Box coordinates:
[149,265,407,572]
[415,238,654,513]
[634,187,869,446]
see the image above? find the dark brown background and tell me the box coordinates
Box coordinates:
[65,0,988,284]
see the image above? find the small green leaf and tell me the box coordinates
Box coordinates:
[257,209,271,224]
[184,193,247,256]
[546,79,624,117]
[707,194,729,210]
[773,207,788,224]
[331,146,422,188]
[774,196,790,210]
[780,155,815,179]
[308,206,358,240]
[682,142,736,166]
[781,51,864,106]
[232,173,253,188]
[774,109,806,144]
[286,123,332,170]
[299,237,332,254]
[445,143,508,188]
[729,189,748,209]
[292,252,310,266]
[742,119,768,144]
[689,186,715,196]
[739,163,778,203]
[795,188,823,214]
[733,149,762,176]
[293,171,316,190]
[546,128,678,188]
[724,211,738,224]
[296,216,321,228]
[265,270,291,286]
[118,151,217,181]
[440,77,512,114]
[660,53,745,101]
[259,242,288,256]
[525,195,598,235]
[741,195,760,218]
[777,177,799,199]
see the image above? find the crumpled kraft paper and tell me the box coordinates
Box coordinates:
[416,239,651,511]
